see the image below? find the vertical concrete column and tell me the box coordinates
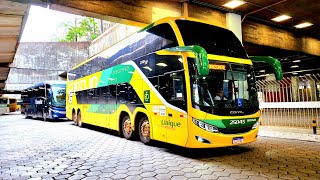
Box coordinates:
[226,13,242,43]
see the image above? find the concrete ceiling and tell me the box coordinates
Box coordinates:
[0,0,29,91]
[1,0,319,90]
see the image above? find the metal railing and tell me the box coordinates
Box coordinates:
[256,74,320,128]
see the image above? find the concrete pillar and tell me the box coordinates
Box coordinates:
[226,13,242,43]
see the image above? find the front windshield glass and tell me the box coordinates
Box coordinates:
[176,20,248,59]
[51,86,66,107]
[188,58,259,116]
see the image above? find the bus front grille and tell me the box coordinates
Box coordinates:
[218,126,253,134]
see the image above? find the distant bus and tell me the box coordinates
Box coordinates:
[21,81,66,121]
[9,98,17,112]
[0,97,10,115]
[66,17,282,148]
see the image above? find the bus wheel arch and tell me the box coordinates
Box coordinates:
[135,112,151,144]
[119,111,134,140]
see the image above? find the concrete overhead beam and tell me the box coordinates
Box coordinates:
[0,67,10,80]
[0,1,29,16]
[0,37,17,53]
[48,0,183,27]
[0,53,15,63]
[243,21,320,56]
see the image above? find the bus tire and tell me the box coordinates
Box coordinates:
[122,115,134,140]
[25,112,29,119]
[42,110,48,121]
[77,111,82,127]
[72,110,77,125]
[139,117,151,144]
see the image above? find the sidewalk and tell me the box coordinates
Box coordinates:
[258,126,320,142]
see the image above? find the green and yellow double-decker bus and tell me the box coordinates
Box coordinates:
[66,17,282,148]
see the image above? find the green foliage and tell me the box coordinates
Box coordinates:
[58,17,99,42]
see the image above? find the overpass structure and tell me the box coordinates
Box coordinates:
[0,1,319,94]
[0,0,29,92]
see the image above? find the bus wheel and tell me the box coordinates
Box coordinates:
[77,111,82,127]
[72,111,77,125]
[122,116,134,140]
[42,110,48,121]
[139,117,151,144]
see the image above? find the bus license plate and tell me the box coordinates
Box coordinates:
[232,137,244,144]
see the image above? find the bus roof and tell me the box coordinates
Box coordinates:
[69,16,226,71]
[24,81,66,90]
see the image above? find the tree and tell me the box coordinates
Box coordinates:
[59,17,99,42]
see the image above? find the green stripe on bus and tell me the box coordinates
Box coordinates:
[87,104,120,114]
[98,65,135,87]
[203,118,258,128]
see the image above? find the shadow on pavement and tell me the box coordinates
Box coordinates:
[77,123,253,159]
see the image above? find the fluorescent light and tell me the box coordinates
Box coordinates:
[222,0,246,9]
[290,65,299,68]
[156,63,168,67]
[293,60,301,63]
[259,70,266,72]
[294,22,313,28]
[292,72,298,75]
[271,15,291,22]
[143,66,152,71]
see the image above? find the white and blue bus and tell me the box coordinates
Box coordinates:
[21,81,66,121]
[0,97,10,115]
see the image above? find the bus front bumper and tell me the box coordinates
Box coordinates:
[185,123,259,148]
[49,110,66,119]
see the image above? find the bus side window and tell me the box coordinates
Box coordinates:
[158,74,170,101]
[99,87,108,104]
[87,89,98,104]
[108,85,117,104]
[168,72,186,111]
[117,83,127,104]
[127,84,141,104]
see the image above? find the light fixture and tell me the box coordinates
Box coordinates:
[143,66,153,71]
[290,65,299,68]
[271,15,291,22]
[259,70,266,73]
[222,0,246,9]
[293,60,301,63]
[292,72,298,75]
[294,22,313,28]
[156,63,168,67]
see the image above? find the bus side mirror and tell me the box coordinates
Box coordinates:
[250,56,283,80]
[166,45,209,76]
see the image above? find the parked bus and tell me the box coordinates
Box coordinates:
[66,17,282,148]
[0,97,10,115]
[21,81,66,121]
[8,98,17,112]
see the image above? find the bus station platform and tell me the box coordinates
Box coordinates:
[0,113,319,180]
[259,126,320,142]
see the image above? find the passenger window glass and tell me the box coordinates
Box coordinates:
[117,83,128,104]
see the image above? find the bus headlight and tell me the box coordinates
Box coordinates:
[192,118,219,133]
[252,121,259,129]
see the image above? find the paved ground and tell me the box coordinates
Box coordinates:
[0,113,319,180]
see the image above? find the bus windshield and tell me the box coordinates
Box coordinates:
[176,20,248,59]
[188,58,259,116]
[51,86,66,107]
[0,98,8,104]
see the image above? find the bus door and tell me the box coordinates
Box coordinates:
[160,72,188,146]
